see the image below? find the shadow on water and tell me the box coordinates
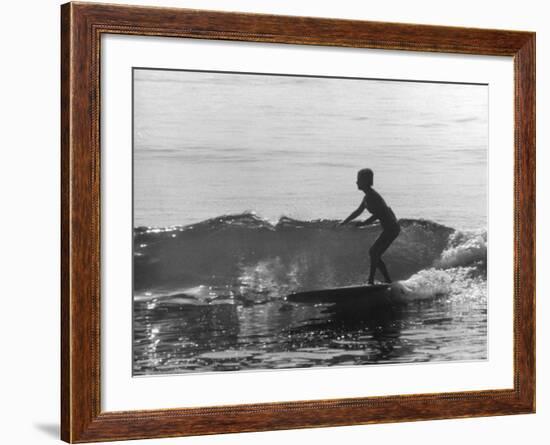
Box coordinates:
[281,301,408,365]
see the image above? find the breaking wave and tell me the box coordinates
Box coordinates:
[133,213,486,306]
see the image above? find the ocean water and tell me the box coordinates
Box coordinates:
[134,69,487,231]
[132,69,488,376]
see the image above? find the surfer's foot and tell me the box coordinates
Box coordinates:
[367,278,375,285]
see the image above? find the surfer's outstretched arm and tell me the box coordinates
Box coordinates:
[340,203,364,226]
[357,215,378,227]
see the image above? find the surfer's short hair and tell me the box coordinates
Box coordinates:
[357,168,373,183]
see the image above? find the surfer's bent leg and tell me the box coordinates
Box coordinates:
[377,259,391,283]
[368,233,386,284]
[368,225,400,284]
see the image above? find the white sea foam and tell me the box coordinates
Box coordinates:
[436,229,487,269]
[391,268,452,302]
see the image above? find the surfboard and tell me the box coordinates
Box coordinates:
[285,284,392,305]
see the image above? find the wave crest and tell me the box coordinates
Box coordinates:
[134,213,485,303]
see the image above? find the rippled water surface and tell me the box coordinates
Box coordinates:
[134,287,486,375]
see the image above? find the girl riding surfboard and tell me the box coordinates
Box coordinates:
[339,168,400,285]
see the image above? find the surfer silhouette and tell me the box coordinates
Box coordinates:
[339,168,400,285]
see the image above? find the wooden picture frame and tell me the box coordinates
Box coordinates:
[61,2,535,442]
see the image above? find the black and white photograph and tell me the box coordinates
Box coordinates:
[132,68,488,376]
